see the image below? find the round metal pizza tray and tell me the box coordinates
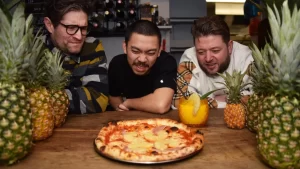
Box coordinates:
[94,142,203,164]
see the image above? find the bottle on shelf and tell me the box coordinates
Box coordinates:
[128,0,136,9]
[151,5,158,24]
[116,9,125,19]
[116,21,126,31]
[128,9,136,19]
[115,0,125,9]
[249,12,261,36]
[95,0,105,9]
[104,9,115,20]
[105,0,114,8]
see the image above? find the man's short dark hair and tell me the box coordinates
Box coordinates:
[125,20,162,47]
[44,0,93,27]
[192,15,230,43]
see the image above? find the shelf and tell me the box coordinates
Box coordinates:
[169,17,198,23]
[158,25,172,29]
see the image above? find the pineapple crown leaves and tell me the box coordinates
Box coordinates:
[217,70,250,104]
[0,0,22,22]
[261,0,300,96]
[0,3,35,84]
[174,78,224,100]
[22,33,49,88]
[249,45,274,95]
[44,49,70,90]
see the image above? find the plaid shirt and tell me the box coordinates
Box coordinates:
[46,36,109,114]
[172,61,218,109]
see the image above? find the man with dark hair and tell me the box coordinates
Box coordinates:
[43,0,109,114]
[173,15,253,108]
[108,20,177,114]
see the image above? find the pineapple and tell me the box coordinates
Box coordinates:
[246,94,263,132]
[24,34,54,141]
[29,87,54,141]
[246,58,272,132]
[219,70,248,129]
[0,4,33,165]
[252,1,300,168]
[44,50,70,128]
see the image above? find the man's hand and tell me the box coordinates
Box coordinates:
[214,95,227,102]
[241,95,250,105]
[116,103,129,111]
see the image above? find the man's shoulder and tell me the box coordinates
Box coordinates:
[109,54,127,67]
[232,41,253,58]
[229,41,253,72]
[232,41,251,53]
[157,51,177,64]
[179,47,196,63]
[81,39,103,54]
[79,38,107,62]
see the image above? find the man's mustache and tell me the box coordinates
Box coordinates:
[133,62,149,67]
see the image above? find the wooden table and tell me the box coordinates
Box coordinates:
[1,109,271,169]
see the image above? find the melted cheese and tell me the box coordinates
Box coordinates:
[168,138,181,147]
[157,130,168,140]
[123,131,138,142]
[143,130,168,141]
[127,140,153,153]
[154,141,168,151]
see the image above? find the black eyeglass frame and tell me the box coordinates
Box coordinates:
[59,22,91,36]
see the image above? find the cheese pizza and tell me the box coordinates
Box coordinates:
[94,118,204,162]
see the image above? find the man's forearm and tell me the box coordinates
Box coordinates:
[109,96,123,110]
[124,94,172,114]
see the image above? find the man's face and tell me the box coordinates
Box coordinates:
[45,10,88,55]
[123,33,161,76]
[195,35,233,76]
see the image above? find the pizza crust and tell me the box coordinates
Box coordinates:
[95,118,204,162]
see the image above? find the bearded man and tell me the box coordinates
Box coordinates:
[173,16,253,108]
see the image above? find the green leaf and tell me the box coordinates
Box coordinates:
[0,0,12,22]
[6,0,21,9]
[200,88,225,100]
[11,3,25,50]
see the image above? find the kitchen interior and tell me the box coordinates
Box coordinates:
[25,0,259,64]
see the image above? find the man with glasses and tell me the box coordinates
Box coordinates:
[43,0,109,114]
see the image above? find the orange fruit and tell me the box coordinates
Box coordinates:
[178,93,209,127]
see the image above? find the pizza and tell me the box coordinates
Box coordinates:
[94,118,204,162]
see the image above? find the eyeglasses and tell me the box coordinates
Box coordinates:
[59,22,90,36]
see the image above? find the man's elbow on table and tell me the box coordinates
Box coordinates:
[155,101,172,114]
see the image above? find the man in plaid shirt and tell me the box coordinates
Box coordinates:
[172,16,253,109]
[43,0,109,114]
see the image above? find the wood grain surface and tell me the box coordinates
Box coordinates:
[1,109,271,169]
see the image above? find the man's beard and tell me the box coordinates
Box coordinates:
[199,55,231,77]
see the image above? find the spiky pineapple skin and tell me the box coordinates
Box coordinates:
[257,96,300,169]
[29,87,54,141]
[49,89,69,128]
[224,103,246,129]
[0,84,32,165]
[246,94,264,132]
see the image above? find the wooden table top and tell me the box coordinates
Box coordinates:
[1,109,271,169]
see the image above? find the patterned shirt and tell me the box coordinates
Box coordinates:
[45,36,109,114]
